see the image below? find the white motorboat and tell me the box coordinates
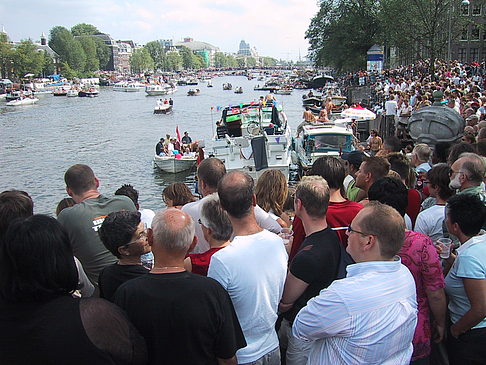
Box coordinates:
[67,89,78,97]
[153,155,197,173]
[145,84,176,96]
[154,104,173,114]
[113,81,145,92]
[6,97,39,106]
[292,119,355,177]
[275,88,292,95]
[211,102,292,180]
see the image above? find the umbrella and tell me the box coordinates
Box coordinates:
[341,105,376,120]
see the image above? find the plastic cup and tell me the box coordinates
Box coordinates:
[437,238,453,259]
[279,228,293,246]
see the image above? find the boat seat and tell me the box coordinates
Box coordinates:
[217,126,228,139]
[264,126,275,135]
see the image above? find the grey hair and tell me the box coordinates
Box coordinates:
[295,175,330,218]
[413,143,432,162]
[459,152,486,183]
[151,208,195,252]
[201,193,233,241]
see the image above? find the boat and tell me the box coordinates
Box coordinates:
[53,89,68,96]
[6,97,39,106]
[153,154,197,173]
[186,78,199,86]
[302,94,323,106]
[211,102,292,180]
[78,87,99,97]
[292,119,355,177]
[154,103,173,114]
[5,90,32,101]
[145,84,176,96]
[187,88,200,96]
[275,87,292,95]
[113,81,145,92]
[234,87,243,94]
[207,80,213,88]
[67,89,78,97]
[223,83,232,90]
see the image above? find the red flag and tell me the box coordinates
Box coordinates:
[176,126,181,143]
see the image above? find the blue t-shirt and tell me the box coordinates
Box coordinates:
[445,235,486,329]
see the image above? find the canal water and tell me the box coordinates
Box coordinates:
[0,75,308,215]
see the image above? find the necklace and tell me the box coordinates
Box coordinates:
[151,266,185,273]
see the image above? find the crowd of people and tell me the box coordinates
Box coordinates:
[1,60,486,365]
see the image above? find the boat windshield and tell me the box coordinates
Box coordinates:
[308,134,353,151]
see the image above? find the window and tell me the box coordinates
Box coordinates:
[459,48,467,62]
[461,4,470,15]
[470,48,479,61]
[472,3,481,15]
[472,25,480,40]
[461,26,468,40]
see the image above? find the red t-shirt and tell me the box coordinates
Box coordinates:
[289,200,363,262]
[187,247,225,276]
[407,188,422,228]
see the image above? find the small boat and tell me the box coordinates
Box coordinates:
[5,91,32,101]
[153,154,197,173]
[234,87,243,94]
[275,88,292,95]
[187,88,200,96]
[145,84,176,96]
[207,81,213,88]
[113,81,144,92]
[67,89,78,97]
[154,104,173,114]
[53,89,68,96]
[6,97,39,106]
[223,83,232,90]
[186,79,199,86]
[78,88,99,97]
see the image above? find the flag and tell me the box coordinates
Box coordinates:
[176,126,181,143]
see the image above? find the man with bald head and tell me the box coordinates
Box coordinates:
[114,208,246,365]
[209,171,288,364]
[292,202,417,364]
[449,152,486,203]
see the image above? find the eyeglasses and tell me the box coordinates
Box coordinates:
[198,218,207,227]
[347,223,374,237]
[448,170,463,177]
[124,224,148,247]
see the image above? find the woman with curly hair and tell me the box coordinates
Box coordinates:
[255,169,291,227]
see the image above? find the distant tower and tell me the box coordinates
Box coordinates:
[40,32,47,46]
[0,25,8,42]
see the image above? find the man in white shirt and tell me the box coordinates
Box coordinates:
[384,94,398,136]
[183,158,281,253]
[292,202,417,365]
[208,171,288,364]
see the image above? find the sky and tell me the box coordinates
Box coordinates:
[1,0,319,61]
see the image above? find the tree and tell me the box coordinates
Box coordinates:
[262,57,277,66]
[12,40,44,78]
[49,26,74,63]
[0,32,14,78]
[214,52,227,68]
[77,36,99,72]
[192,53,205,69]
[41,51,55,77]
[71,23,100,36]
[180,46,194,69]
[166,51,182,71]
[66,38,87,73]
[93,37,110,70]
[246,57,257,67]
[306,0,380,71]
[130,48,154,73]
[60,62,77,79]
[226,54,237,68]
[145,41,166,71]
[236,57,246,68]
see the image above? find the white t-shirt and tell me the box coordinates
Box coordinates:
[343,175,354,191]
[414,205,445,242]
[384,100,398,116]
[208,230,288,363]
[182,193,282,253]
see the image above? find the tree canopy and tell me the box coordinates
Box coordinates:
[130,48,154,73]
[71,23,100,36]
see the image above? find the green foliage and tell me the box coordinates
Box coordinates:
[0,33,14,78]
[246,57,257,67]
[192,53,205,69]
[236,57,246,68]
[166,51,182,71]
[93,37,110,70]
[12,40,44,78]
[145,41,166,71]
[226,54,237,68]
[66,38,86,72]
[71,23,100,36]
[60,62,77,79]
[49,26,74,63]
[180,46,194,69]
[306,0,380,72]
[41,51,55,76]
[130,48,154,73]
[214,52,238,68]
[262,57,277,66]
[77,36,99,72]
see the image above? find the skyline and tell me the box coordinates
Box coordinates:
[0,0,319,61]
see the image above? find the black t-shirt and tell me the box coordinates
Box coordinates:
[283,227,341,322]
[114,271,246,365]
[99,263,149,302]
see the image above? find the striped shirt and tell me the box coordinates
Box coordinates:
[292,259,417,365]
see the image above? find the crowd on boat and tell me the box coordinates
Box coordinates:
[155,131,196,157]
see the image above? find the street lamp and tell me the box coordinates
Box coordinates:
[447,0,471,61]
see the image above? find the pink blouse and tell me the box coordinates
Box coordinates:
[398,231,445,361]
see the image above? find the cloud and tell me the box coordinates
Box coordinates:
[2,0,318,60]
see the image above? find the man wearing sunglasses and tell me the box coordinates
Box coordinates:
[292,202,417,364]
